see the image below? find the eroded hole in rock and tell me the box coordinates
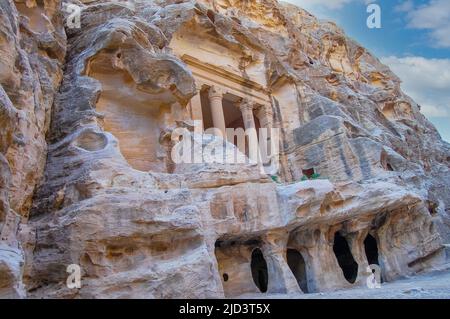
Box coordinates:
[333,232,358,284]
[380,151,395,171]
[427,201,438,216]
[87,51,171,172]
[214,239,266,297]
[364,234,379,266]
[286,249,309,293]
[74,131,107,152]
[251,248,268,293]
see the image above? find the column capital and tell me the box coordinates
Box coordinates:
[208,85,223,100]
[256,104,273,118]
[237,98,255,113]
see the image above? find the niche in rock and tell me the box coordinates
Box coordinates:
[364,234,380,266]
[250,248,268,293]
[87,52,171,172]
[333,232,358,284]
[286,249,309,293]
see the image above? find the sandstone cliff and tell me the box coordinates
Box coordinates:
[0,0,449,298]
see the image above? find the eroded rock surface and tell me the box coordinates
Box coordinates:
[0,0,449,298]
[0,0,66,298]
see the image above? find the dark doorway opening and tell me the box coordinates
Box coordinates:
[364,234,380,266]
[200,89,214,131]
[302,168,315,178]
[250,248,268,293]
[286,249,309,293]
[333,232,358,284]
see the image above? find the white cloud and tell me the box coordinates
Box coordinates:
[282,0,371,21]
[399,0,450,48]
[394,0,414,13]
[381,56,450,119]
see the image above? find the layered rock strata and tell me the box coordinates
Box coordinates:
[0,0,449,298]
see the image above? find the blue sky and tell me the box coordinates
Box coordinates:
[284,0,450,142]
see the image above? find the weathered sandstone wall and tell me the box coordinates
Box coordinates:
[0,0,449,298]
[0,0,66,298]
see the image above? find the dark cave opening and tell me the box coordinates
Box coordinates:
[333,232,358,284]
[364,234,380,266]
[250,248,268,293]
[286,249,309,293]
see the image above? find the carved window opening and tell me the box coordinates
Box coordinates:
[250,248,268,293]
[333,232,358,284]
[302,168,315,179]
[286,249,309,293]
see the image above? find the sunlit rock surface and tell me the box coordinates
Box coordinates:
[0,0,449,298]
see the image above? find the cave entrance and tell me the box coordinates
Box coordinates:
[333,232,358,284]
[250,248,268,293]
[364,234,380,266]
[302,168,316,179]
[286,249,309,293]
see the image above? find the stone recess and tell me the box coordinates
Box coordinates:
[0,0,449,298]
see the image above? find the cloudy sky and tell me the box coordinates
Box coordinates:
[284,0,450,142]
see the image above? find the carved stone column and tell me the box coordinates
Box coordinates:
[189,89,204,131]
[208,86,226,137]
[261,231,302,294]
[238,99,259,162]
[256,105,273,129]
[256,105,274,169]
[238,98,256,131]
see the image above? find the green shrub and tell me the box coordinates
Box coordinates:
[301,173,321,181]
